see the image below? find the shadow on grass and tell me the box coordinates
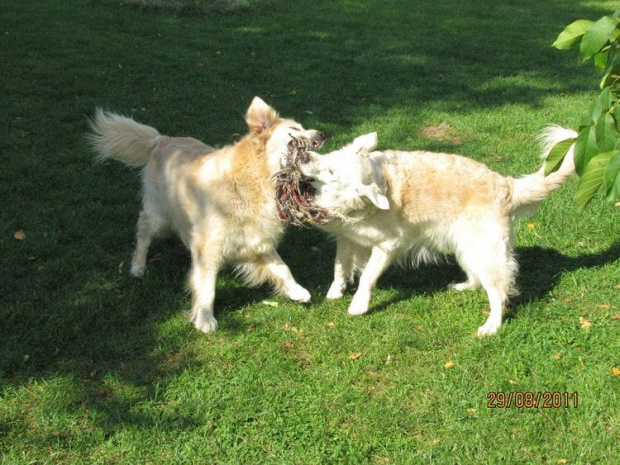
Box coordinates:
[346,242,620,317]
[514,242,620,305]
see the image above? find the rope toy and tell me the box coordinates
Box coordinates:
[273,137,329,227]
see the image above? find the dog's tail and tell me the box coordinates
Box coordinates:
[89,109,162,167]
[511,125,578,216]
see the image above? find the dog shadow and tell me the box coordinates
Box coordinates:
[355,242,620,316]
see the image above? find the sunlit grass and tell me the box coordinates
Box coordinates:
[1,0,618,462]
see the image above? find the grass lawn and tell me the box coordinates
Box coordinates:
[1,0,619,462]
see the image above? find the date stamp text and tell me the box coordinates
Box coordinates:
[487,392,578,409]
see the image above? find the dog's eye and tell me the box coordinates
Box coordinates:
[328,169,335,175]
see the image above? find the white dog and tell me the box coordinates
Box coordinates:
[300,128,577,335]
[89,97,325,333]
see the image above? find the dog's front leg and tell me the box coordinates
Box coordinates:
[348,246,394,315]
[189,241,221,333]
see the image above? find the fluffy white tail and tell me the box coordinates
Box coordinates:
[89,109,162,167]
[512,125,578,216]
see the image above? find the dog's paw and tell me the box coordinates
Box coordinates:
[348,292,370,315]
[326,283,345,300]
[130,264,146,277]
[477,321,500,337]
[194,313,219,334]
[448,281,478,291]
[288,285,311,303]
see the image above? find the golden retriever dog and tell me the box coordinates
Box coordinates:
[89,97,325,333]
[300,127,577,336]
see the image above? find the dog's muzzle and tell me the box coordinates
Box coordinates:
[310,131,326,149]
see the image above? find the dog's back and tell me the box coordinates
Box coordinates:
[384,150,513,224]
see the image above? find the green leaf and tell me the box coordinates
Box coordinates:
[574,126,598,176]
[580,89,612,129]
[576,151,617,211]
[595,112,617,152]
[580,16,620,61]
[544,137,575,176]
[603,152,620,202]
[598,87,613,111]
[553,19,594,49]
[579,108,594,130]
[600,62,620,89]
[594,48,609,70]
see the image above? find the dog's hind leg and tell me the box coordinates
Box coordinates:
[241,251,311,303]
[448,271,480,292]
[189,237,222,333]
[455,227,517,336]
[131,210,169,277]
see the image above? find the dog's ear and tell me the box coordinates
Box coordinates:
[246,96,279,135]
[352,132,378,154]
[359,183,389,210]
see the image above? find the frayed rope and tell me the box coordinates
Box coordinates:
[273,137,329,227]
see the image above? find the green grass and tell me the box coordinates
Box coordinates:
[1,0,619,462]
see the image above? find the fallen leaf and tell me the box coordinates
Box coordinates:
[557,460,569,464]
[579,317,592,328]
[444,360,455,369]
[349,353,362,361]
[598,304,610,310]
[467,408,478,414]
[326,321,336,328]
[526,222,542,237]
[431,439,442,446]
[262,300,279,307]
[246,325,256,333]
[611,314,620,320]
[385,354,392,365]
[508,379,517,385]
[118,261,125,273]
[615,284,620,289]
[554,353,563,360]
[13,230,25,240]
[281,342,294,350]
[611,367,620,376]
